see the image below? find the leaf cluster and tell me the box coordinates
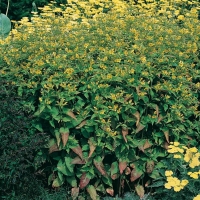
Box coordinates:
[0,0,199,199]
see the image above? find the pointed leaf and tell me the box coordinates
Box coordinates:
[49,144,59,154]
[130,167,143,182]
[65,156,74,173]
[88,138,96,158]
[96,184,105,193]
[135,184,145,198]
[48,174,54,186]
[157,114,164,123]
[67,176,77,187]
[61,132,69,147]
[67,110,77,120]
[163,142,169,150]
[76,120,87,129]
[139,140,152,152]
[79,173,90,189]
[71,156,85,164]
[71,187,79,200]
[135,123,145,133]
[87,185,97,200]
[111,161,119,176]
[106,188,114,196]
[122,128,128,143]
[119,161,127,174]
[57,160,68,175]
[72,145,83,160]
[133,111,140,127]
[52,177,63,188]
[94,157,107,176]
[163,130,169,143]
[55,130,61,147]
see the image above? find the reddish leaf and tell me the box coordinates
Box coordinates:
[133,111,140,127]
[67,110,77,120]
[135,123,145,133]
[130,168,143,182]
[111,173,119,180]
[72,145,83,160]
[87,185,97,200]
[143,140,152,150]
[135,184,145,198]
[106,188,114,196]
[139,140,152,152]
[49,144,59,154]
[125,167,131,175]
[122,128,128,143]
[71,187,79,200]
[130,163,135,169]
[71,156,85,164]
[76,120,87,129]
[146,160,155,174]
[61,132,69,147]
[79,173,90,189]
[93,160,107,176]
[157,114,164,123]
[163,142,169,150]
[88,139,96,158]
[119,161,127,174]
[163,130,170,143]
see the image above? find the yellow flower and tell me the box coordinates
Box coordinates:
[174,154,181,159]
[177,15,184,20]
[173,142,180,146]
[181,180,189,186]
[174,186,182,192]
[165,170,173,177]
[188,172,199,179]
[164,183,172,189]
[189,147,198,153]
[193,195,200,200]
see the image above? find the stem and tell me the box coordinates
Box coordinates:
[6,0,9,16]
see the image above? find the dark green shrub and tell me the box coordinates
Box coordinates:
[0,0,199,199]
[0,82,48,199]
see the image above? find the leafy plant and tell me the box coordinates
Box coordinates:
[0,82,48,199]
[0,0,199,199]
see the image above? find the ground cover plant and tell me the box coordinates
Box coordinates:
[0,0,200,199]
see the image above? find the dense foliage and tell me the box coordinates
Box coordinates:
[0,82,48,198]
[0,0,199,199]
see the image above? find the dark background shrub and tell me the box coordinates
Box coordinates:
[0,81,48,199]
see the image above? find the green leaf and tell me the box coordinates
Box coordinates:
[0,14,11,39]
[102,176,113,187]
[66,176,77,187]
[57,160,68,176]
[52,177,63,188]
[110,161,119,176]
[87,185,97,200]
[147,181,165,188]
[65,156,74,173]
[149,170,161,179]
